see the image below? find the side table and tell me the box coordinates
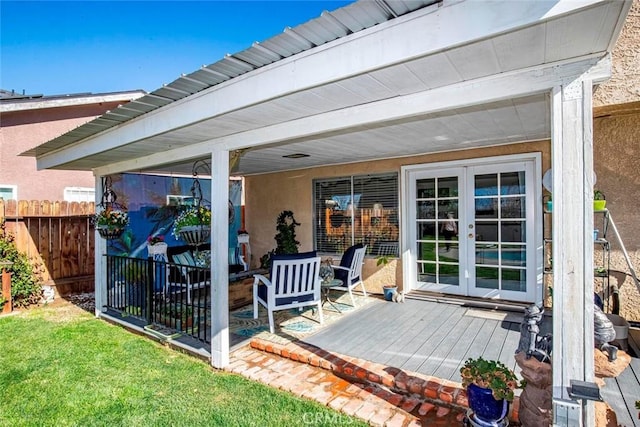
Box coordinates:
[321,279,343,313]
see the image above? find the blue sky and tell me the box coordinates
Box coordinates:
[1,1,353,96]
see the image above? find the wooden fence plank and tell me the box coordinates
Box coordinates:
[1,200,95,290]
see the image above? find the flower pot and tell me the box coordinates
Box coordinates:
[97,227,124,239]
[383,286,397,301]
[467,383,509,424]
[593,200,607,211]
[178,225,210,246]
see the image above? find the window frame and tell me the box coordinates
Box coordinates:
[313,172,399,257]
[0,184,17,201]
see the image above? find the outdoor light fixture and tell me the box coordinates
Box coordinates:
[282,153,310,159]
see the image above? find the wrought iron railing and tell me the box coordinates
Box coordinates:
[105,255,210,343]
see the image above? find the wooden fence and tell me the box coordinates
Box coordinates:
[0,199,96,295]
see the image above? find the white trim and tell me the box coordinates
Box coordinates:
[90,55,610,177]
[0,184,18,200]
[401,152,542,304]
[0,91,146,112]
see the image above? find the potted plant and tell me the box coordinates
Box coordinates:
[260,210,300,268]
[172,205,211,246]
[594,190,606,211]
[460,357,524,424]
[94,207,129,239]
[376,255,398,301]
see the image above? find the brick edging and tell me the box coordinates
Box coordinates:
[250,337,520,423]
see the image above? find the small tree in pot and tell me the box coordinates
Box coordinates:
[260,210,301,268]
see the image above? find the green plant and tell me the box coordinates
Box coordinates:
[274,210,300,255]
[260,210,301,267]
[460,357,524,402]
[594,190,605,200]
[0,224,44,308]
[94,207,129,228]
[172,205,211,238]
[0,305,365,426]
[376,254,391,267]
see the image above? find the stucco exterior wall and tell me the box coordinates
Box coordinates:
[593,0,640,107]
[593,111,640,322]
[245,140,550,295]
[0,103,121,200]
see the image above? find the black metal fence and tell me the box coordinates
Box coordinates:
[105,255,210,343]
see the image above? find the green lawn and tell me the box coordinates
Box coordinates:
[0,304,365,427]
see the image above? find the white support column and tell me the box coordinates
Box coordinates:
[551,80,595,426]
[210,150,230,368]
[94,175,107,317]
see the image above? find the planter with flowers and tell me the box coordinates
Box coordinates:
[147,235,167,256]
[460,357,524,425]
[94,208,129,239]
[172,206,211,246]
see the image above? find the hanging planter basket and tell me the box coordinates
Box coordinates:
[97,227,125,240]
[177,225,210,246]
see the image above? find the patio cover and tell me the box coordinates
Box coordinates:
[24,1,632,425]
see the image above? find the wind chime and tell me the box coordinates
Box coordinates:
[94,176,129,240]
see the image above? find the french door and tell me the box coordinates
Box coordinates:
[406,157,538,303]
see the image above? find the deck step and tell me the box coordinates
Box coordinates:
[248,337,522,423]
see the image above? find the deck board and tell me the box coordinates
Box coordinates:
[303,297,639,423]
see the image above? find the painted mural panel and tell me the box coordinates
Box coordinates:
[103,173,242,257]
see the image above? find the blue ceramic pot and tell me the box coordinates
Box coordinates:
[467,383,509,424]
[383,286,397,301]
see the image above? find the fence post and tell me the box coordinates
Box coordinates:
[1,262,13,314]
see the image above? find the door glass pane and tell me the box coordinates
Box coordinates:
[476,266,499,289]
[417,179,435,198]
[417,201,435,219]
[475,198,498,218]
[500,172,525,195]
[417,222,436,239]
[475,174,498,196]
[501,221,525,242]
[501,269,526,292]
[502,245,526,267]
[417,241,436,262]
[476,243,499,266]
[501,197,525,218]
[439,263,459,285]
[476,221,498,242]
[438,177,459,197]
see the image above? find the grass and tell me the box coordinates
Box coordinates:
[0,304,366,427]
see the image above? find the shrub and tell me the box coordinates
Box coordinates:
[0,224,44,308]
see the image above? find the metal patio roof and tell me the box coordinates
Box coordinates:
[23,0,440,158]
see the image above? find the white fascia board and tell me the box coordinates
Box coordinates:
[91,54,611,176]
[0,91,146,112]
[38,0,611,170]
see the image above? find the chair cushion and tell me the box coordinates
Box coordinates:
[334,244,364,284]
[173,251,196,266]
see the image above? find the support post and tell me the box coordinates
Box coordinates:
[94,175,108,316]
[210,149,230,368]
[551,79,595,426]
[1,263,12,314]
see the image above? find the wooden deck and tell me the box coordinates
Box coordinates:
[304,296,639,426]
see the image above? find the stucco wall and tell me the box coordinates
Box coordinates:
[593,0,640,106]
[0,103,121,200]
[593,110,640,322]
[245,140,550,295]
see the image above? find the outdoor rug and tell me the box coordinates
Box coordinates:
[229,290,374,346]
